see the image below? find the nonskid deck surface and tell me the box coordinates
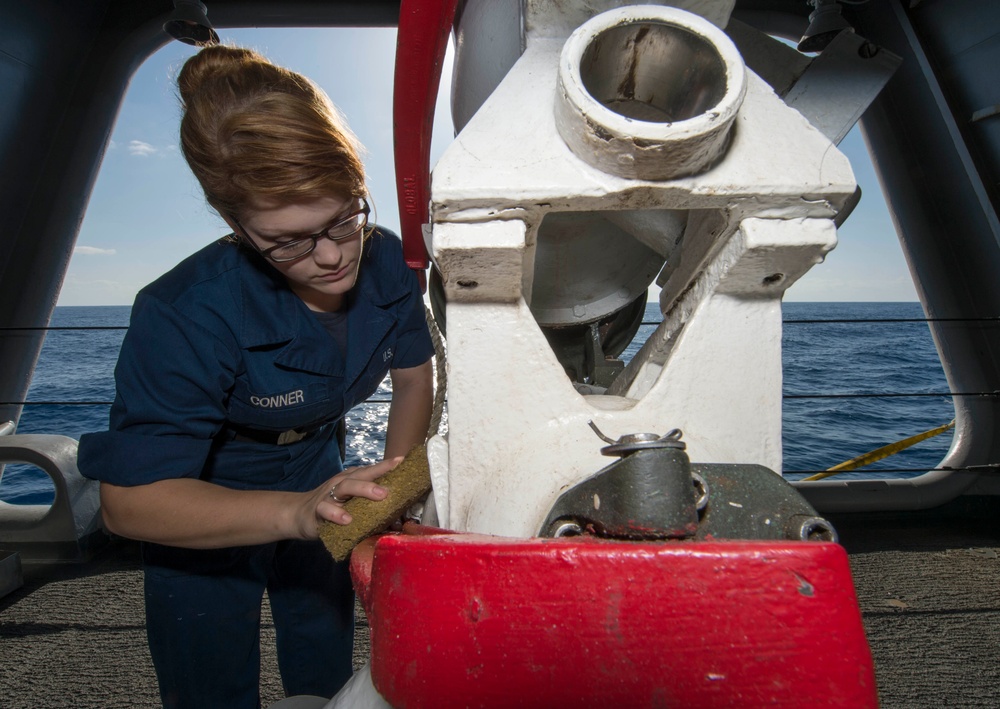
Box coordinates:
[0,540,372,709]
[1,499,998,709]
[827,498,1000,709]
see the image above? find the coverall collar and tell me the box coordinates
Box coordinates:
[235,236,411,381]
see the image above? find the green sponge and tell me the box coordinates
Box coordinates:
[319,445,431,561]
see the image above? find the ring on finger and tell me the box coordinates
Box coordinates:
[329,487,349,504]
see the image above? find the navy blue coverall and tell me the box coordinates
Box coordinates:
[78,228,434,708]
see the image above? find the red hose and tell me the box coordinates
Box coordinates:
[393,0,459,293]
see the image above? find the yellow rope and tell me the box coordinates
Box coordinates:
[801,419,956,481]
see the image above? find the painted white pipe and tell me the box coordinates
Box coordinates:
[794,470,979,513]
[794,405,988,512]
[554,5,747,180]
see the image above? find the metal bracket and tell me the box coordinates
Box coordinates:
[784,29,902,145]
[540,425,837,543]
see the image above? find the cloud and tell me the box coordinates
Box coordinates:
[128,140,158,157]
[74,246,117,255]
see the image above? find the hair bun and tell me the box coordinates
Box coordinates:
[177,45,263,105]
[176,43,367,215]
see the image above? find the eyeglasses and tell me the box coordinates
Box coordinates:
[233,198,370,263]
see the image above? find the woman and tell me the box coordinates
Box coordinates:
[78,45,434,708]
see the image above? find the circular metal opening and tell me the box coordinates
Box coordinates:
[579,21,728,123]
[793,516,839,543]
[550,519,585,538]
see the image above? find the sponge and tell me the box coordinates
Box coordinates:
[319,444,431,561]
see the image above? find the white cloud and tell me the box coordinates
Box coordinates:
[74,246,117,255]
[128,140,158,157]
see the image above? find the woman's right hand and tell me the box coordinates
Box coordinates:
[295,456,403,539]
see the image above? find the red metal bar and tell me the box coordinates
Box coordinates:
[393,0,459,292]
[349,523,450,617]
[355,531,879,708]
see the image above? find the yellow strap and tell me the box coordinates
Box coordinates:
[800,419,956,481]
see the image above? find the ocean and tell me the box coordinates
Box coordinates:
[0,302,955,504]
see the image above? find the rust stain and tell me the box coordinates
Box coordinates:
[616,25,650,103]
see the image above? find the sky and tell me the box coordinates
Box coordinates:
[60,25,917,306]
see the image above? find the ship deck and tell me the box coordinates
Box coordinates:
[2,497,998,708]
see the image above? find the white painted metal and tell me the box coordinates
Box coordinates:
[524,0,735,36]
[0,435,104,562]
[314,663,391,709]
[783,29,901,146]
[554,6,747,180]
[428,1,855,537]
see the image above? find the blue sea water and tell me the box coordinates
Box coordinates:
[0,302,954,505]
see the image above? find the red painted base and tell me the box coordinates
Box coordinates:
[351,526,878,709]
